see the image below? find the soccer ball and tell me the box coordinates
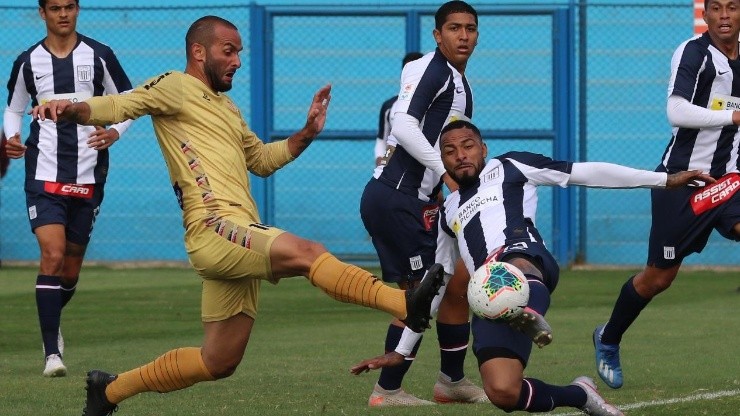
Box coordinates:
[467,260,529,322]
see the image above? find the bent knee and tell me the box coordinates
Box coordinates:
[484,385,521,411]
[204,358,241,380]
[635,268,678,296]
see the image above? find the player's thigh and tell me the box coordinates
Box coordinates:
[187,219,284,281]
[268,232,327,279]
[187,220,284,321]
[716,191,740,240]
[360,179,438,283]
[65,184,103,246]
[472,315,533,367]
[479,356,524,396]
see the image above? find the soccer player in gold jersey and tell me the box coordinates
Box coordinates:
[31,15,444,416]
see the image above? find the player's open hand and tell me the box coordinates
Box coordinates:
[87,126,120,151]
[4,133,26,159]
[349,351,405,375]
[29,99,73,123]
[666,170,716,188]
[303,84,331,138]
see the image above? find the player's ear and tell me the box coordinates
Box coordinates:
[481,141,487,159]
[191,43,206,62]
[38,7,46,21]
[433,28,442,45]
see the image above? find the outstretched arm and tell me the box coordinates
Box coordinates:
[568,162,715,188]
[31,99,92,125]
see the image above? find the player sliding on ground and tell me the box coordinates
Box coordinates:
[351,120,713,415]
[30,15,444,416]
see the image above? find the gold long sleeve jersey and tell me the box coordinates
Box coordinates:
[86,71,293,228]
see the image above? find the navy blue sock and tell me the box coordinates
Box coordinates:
[377,324,422,390]
[601,276,650,345]
[437,321,470,382]
[512,378,587,412]
[60,279,77,308]
[525,274,551,315]
[36,275,62,357]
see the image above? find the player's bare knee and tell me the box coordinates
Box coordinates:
[39,250,65,274]
[295,239,327,263]
[204,356,242,380]
[485,387,519,411]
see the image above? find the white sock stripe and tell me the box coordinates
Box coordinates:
[36,285,62,290]
[523,378,534,410]
[440,345,469,352]
[61,285,77,291]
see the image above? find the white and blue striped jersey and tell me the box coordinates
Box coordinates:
[374,48,473,201]
[4,33,132,184]
[436,152,669,276]
[665,32,740,177]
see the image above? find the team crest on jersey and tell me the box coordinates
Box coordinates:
[482,167,500,183]
[77,65,92,82]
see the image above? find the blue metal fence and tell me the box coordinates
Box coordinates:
[0,2,736,267]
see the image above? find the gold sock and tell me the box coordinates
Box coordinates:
[308,252,406,319]
[106,347,214,404]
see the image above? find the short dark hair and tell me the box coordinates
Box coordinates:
[186,15,238,55]
[435,1,478,30]
[39,0,79,7]
[441,119,482,141]
[402,52,424,68]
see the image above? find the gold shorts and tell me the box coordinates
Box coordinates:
[185,218,285,322]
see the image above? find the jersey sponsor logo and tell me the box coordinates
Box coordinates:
[38,92,92,105]
[455,87,464,94]
[43,181,94,199]
[144,72,172,90]
[718,70,730,75]
[422,204,439,231]
[663,246,675,260]
[35,73,48,80]
[409,255,423,271]
[709,93,740,110]
[690,173,740,215]
[77,65,92,82]
[452,187,504,233]
[398,83,416,101]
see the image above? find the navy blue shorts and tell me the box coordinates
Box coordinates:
[472,240,560,367]
[647,185,740,268]
[360,178,439,284]
[25,179,104,246]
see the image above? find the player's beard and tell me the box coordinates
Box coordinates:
[450,157,484,188]
[204,59,232,93]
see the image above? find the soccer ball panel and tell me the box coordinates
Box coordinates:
[467,261,529,321]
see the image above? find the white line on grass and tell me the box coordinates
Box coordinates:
[552,389,740,415]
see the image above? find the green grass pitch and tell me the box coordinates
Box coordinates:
[0,266,737,415]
